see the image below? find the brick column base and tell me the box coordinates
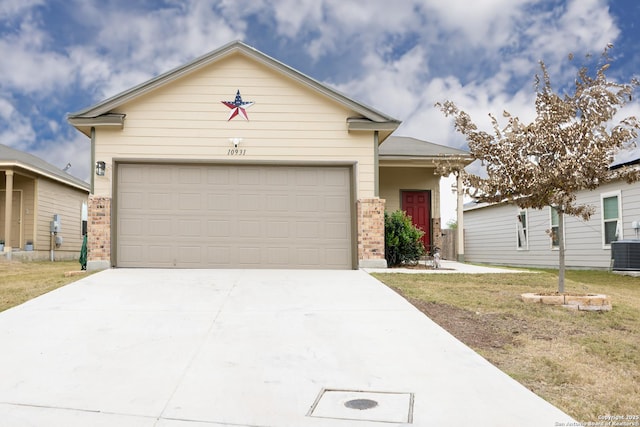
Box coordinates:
[87,195,111,271]
[357,198,387,268]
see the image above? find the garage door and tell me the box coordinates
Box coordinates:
[116,163,353,269]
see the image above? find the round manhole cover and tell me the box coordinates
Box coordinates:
[344,398,378,410]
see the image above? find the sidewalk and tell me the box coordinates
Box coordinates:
[363,260,530,274]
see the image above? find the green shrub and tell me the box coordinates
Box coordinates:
[384,210,425,267]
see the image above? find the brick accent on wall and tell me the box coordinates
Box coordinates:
[88,196,111,263]
[357,198,387,268]
[87,196,387,269]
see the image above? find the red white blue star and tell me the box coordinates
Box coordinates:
[221,90,254,121]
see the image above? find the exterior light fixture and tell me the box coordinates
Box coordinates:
[229,137,242,148]
[96,161,106,176]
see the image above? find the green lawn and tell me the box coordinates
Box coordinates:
[0,260,89,312]
[372,269,640,423]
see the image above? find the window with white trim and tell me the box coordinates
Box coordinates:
[517,209,528,249]
[550,207,562,249]
[601,191,622,247]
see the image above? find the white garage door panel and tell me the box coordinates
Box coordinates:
[116,164,353,269]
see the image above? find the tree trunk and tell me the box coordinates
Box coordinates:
[558,209,565,293]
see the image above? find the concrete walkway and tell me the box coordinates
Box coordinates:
[0,269,572,426]
[364,260,530,274]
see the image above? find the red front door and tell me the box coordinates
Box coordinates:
[402,190,431,250]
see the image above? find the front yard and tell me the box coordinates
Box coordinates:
[0,260,88,312]
[373,269,640,424]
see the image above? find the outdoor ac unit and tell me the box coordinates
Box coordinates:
[611,240,640,271]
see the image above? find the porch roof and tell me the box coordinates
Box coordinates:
[379,136,473,167]
[0,144,90,192]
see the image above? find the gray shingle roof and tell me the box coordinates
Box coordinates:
[379,136,471,158]
[0,144,89,191]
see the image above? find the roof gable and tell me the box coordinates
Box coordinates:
[0,144,90,191]
[68,41,400,134]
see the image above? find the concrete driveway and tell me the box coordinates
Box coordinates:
[0,269,574,426]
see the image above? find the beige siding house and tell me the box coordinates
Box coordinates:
[1,144,90,260]
[69,41,470,270]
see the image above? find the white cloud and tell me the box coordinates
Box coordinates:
[526,0,619,75]
[58,0,242,100]
[48,120,59,133]
[1,0,245,187]
[0,98,13,118]
[32,132,91,183]
[0,0,43,20]
[423,0,532,48]
[331,45,428,117]
[304,0,424,60]
[66,47,113,94]
[1,0,636,219]
[216,0,425,62]
[315,0,625,154]
[0,97,36,150]
[268,0,323,38]
[0,14,74,95]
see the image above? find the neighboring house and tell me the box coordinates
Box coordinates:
[0,143,90,260]
[68,41,470,270]
[464,159,640,269]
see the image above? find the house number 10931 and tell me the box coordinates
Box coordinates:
[227,148,246,156]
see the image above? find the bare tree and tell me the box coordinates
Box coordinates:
[438,47,640,292]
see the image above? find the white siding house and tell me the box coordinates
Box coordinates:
[464,175,640,269]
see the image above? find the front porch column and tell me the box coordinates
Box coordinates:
[3,169,14,257]
[357,198,387,268]
[456,172,465,262]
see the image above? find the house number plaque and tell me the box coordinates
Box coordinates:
[227,148,246,156]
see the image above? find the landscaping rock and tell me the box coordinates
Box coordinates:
[521,293,611,311]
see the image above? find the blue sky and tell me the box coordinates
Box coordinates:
[1,0,639,222]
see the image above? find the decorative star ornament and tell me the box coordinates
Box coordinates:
[221,90,254,121]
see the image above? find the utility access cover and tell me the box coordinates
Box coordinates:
[308,389,414,423]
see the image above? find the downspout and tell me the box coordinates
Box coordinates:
[456,171,465,263]
[374,131,379,197]
[90,127,96,194]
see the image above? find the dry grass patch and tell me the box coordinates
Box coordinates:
[0,260,89,312]
[372,270,640,423]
